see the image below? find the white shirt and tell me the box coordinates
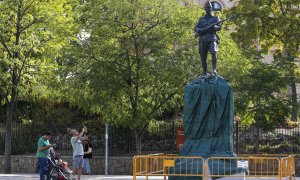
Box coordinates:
[71,137,84,156]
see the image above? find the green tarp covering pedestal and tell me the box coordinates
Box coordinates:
[169,76,238,180]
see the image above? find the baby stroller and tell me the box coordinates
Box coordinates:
[47,147,76,180]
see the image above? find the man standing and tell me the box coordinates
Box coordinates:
[36,131,53,180]
[70,128,86,180]
[194,1,222,76]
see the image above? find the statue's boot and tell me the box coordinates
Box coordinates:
[201,58,207,78]
[212,55,218,76]
[212,69,218,76]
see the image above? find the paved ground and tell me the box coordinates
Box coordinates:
[0,174,299,180]
[0,174,168,180]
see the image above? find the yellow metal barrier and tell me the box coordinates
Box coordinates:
[281,156,296,180]
[206,155,295,180]
[133,155,295,180]
[133,155,204,180]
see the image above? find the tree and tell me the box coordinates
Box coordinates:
[60,0,201,153]
[0,0,77,173]
[228,0,300,121]
[235,60,290,152]
[60,0,253,154]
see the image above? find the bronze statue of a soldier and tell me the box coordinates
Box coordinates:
[194,1,222,77]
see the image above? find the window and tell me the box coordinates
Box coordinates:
[211,1,222,11]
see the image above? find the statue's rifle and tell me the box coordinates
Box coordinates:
[195,15,235,38]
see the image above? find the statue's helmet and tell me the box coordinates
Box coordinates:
[204,1,212,9]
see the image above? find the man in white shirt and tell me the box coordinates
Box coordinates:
[70,128,86,180]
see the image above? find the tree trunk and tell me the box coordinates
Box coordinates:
[4,71,17,173]
[290,80,298,121]
[254,126,260,154]
[4,2,22,174]
[254,122,260,154]
[133,36,141,155]
[4,3,21,173]
[135,132,142,154]
[4,99,15,173]
[235,119,239,154]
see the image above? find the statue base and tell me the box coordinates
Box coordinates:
[169,75,239,180]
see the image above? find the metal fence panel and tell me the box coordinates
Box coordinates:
[1,122,300,156]
[235,123,300,154]
[0,122,177,156]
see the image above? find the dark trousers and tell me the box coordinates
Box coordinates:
[37,157,50,180]
[199,41,218,75]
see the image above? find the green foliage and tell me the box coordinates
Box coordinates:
[0,0,79,104]
[235,60,290,130]
[228,0,300,57]
[0,0,79,171]
[147,120,172,136]
[14,99,99,128]
[61,0,202,130]
[60,0,253,135]
[217,27,252,87]
[0,0,82,123]
[227,0,300,123]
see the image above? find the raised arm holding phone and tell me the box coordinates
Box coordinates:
[70,127,87,180]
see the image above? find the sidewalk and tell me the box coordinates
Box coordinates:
[0,174,298,180]
[0,174,161,180]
